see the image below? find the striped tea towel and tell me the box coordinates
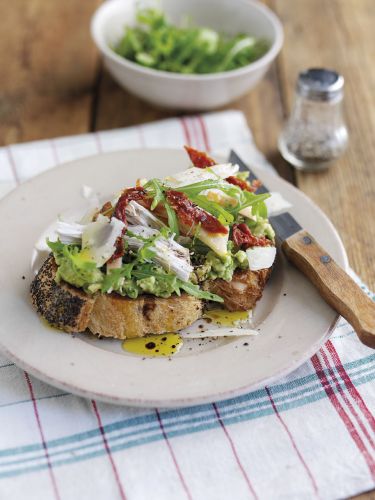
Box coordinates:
[0,110,374,500]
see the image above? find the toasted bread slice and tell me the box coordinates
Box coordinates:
[30,256,95,332]
[31,257,270,337]
[31,256,203,338]
[88,293,203,339]
[203,268,272,311]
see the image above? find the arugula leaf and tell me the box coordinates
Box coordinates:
[192,195,234,226]
[144,178,165,210]
[46,239,65,254]
[177,178,269,222]
[178,281,224,302]
[227,192,270,216]
[177,179,240,199]
[144,178,179,236]
[101,264,134,293]
[164,202,179,236]
[251,200,268,219]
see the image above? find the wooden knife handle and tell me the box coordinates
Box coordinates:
[282,229,375,348]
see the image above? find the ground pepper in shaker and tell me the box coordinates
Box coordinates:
[278,68,348,171]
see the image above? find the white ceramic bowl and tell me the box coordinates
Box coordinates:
[91,0,283,110]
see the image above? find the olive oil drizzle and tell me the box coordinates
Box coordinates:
[203,309,250,326]
[122,333,182,357]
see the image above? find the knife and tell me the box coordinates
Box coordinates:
[229,150,375,349]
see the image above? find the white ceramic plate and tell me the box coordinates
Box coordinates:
[0,149,348,407]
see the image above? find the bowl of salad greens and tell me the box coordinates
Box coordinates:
[91,0,283,110]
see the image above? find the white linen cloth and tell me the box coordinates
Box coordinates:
[0,110,374,500]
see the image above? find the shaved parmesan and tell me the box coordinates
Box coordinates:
[82,215,125,267]
[180,329,258,339]
[165,163,238,188]
[210,163,239,178]
[265,192,292,216]
[198,227,229,257]
[246,246,276,271]
[239,206,253,218]
[56,221,85,245]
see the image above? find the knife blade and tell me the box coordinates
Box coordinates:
[229,150,375,349]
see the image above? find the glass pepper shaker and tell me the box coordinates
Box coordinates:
[278,68,349,171]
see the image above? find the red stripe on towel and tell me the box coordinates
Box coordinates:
[311,354,375,479]
[326,340,375,436]
[24,373,61,500]
[213,403,258,499]
[92,401,127,500]
[155,409,193,500]
[320,348,375,452]
[197,115,211,152]
[266,387,319,496]
[180,117,192,146]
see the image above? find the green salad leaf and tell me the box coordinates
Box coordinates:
[47,240,103,291]
[113,8,270,75]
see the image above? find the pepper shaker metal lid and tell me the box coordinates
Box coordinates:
[297,68,344,101]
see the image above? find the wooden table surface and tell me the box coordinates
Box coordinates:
[0,1,374,496]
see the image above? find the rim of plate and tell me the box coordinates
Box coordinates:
[0,149,349,407]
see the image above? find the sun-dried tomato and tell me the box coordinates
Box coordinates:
[232,223,271,249]
[113,187,148,223]
[226,176,262,193]
[166,190,228,234]
[108,187,149,262]
[108,237,126,263]
[226,176,252,191]
[184,146,216,168]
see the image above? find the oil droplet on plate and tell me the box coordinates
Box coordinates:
[203,309,251,326]
[122,333,183,358]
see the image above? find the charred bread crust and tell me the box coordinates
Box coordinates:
[30,256,95,333]
[202,267,272,311]
[88,292,203,339]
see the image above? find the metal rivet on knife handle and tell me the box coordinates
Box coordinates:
[320,255,331,264]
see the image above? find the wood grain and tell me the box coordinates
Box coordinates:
[283,229,375,347]
[273,0,375,289]
[0,0,100,145]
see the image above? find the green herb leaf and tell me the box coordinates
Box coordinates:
[233,192,270,215]
[144,178,165,210]
[144,178,179,236]
[113,8,270,75]
[192,195,234,226]
[165,202,180,236]
[178,281,224,302]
